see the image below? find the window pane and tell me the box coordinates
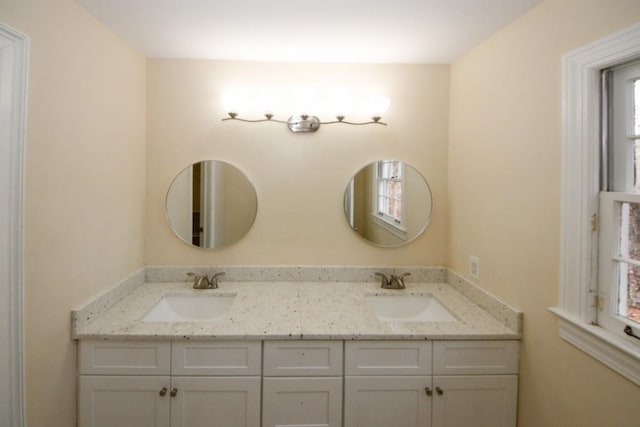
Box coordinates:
[390,161,400,178]
[635,141,640,193]
[635,79,639,136]
[634,79,640,191]
[617,261,640,324]
[617,202,640,324]
[618,202,640,260]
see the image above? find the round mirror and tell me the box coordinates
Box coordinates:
[344,160,432,247]
[166,161,257,249]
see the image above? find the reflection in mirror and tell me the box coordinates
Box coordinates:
[344,160,432,247]
[166,161,257,249]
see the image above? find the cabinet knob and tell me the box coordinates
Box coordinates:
[170,388,178,397]
[159,387,167,397]
[425,387,433,396]
[436,386,444,396]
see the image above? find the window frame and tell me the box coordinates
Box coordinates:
[552,22,640,386]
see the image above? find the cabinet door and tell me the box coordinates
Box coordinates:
[431,375,517,427]
[78,375,170,427]
[262,377,343,427]
[170,376,261,427]
[344,376,432,427]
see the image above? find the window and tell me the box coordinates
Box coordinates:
[599,63,640,336]
[599,63,640,339]
[553,22,640,386]
[374,160,405,230]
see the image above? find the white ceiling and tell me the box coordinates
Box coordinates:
[76,0,541,64]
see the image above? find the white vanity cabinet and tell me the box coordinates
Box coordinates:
[78,339,518,427]
[262,340,343,427]
[78,341,261,427]
[344,340,519,427]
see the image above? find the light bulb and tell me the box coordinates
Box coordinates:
[221,88,250,115]
[368,96,391,119]
[290,87,318,115]
[255,88,282,117]
[328,90,355,118]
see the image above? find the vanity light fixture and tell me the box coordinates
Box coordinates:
[221,90,390,133]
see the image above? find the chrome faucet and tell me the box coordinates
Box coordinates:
[187,272,225,289]
[389,272,411,289]
[375,272,411,289]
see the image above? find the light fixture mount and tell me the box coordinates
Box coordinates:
[287,115,321,133]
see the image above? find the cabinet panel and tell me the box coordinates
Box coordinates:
[170,377,261,427]
[344,376,432,427]
[79,341,170,375]
[172,341,261,376]
[263,340,343,376]
[345,341,432,375]
[433,341,519,375]
[262,377,342,427]
[78,375,170,427]
[431,375,517,427]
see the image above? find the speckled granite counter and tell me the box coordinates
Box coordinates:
[72,267,521,341]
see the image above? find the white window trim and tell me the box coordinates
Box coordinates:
[371,214,408,240]
[551,22,640,386]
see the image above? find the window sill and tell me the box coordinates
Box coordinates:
[371,214,407,240]
[549,307,640,385]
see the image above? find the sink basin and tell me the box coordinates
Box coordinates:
[365,295,457,322]
[142,294,235,322]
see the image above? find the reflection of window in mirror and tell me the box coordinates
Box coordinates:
[374,160,405,231]
[192,162,202,246]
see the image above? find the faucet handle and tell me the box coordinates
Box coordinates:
[374,272,390,288]
[209,272,226,289]
[390,272,411,289]
[187,272,211,289]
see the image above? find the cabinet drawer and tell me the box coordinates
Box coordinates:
[263,341,343,376]
[433,341,519,375]
[345,341,432,375]
[79,341,171,375]
[172,341,261,376]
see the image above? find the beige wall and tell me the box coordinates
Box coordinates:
[448,0,640,425]
[0,0,147,425]
[145,59,449,265]
[4,0,639,425]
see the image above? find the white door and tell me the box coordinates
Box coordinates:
[78,376,171,427]
[344,376,432,427]
[170,376,261,427]
[263,377,343,427]
[431,375,517,427]
[0,22,27,427]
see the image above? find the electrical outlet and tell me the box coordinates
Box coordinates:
[469,256,480,280]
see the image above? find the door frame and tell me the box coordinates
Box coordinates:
[0,21,28,427]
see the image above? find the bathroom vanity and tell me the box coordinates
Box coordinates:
[72,267,521,427]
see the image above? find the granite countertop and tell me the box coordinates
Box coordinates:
[72,279,520,341]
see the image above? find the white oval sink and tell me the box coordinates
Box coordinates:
[142,294,235,322]
[365,295,457,322]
